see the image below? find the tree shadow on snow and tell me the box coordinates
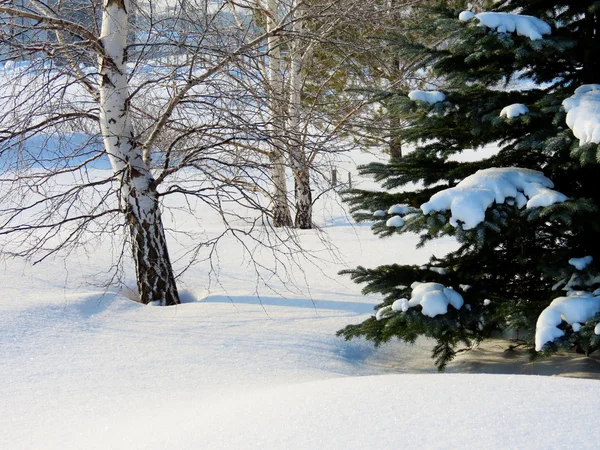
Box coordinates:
[198,295,375,314]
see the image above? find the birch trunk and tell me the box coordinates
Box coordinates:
[267,0,293,227]
[99,0,180,305]
[288,0,312,229]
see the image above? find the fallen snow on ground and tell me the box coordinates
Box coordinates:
[421,167,567,229]
[563,84,600,145]
[460,11,552,41]
[0,153,599,449]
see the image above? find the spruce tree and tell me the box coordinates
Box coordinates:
[338,0,600,370]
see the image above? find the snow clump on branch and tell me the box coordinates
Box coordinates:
[535,292,600,350]
[386,216,404,227]
[569,256,593,271]
[391,282,464,318]
[500,103,529,119]
[459,11,552,41]
[562,84,600,145]
[420,168,567,230]
[408,90,446,105]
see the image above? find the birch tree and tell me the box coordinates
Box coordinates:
[287,0,311,228]
[265,0,293,227]
[98,0,179,305]
[0,0,308,304]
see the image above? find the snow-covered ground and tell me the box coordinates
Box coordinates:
[1,150,600,449]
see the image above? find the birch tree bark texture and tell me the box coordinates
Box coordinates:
[266,0,293,227]
[288,0,312,229]
[99,0,180,305]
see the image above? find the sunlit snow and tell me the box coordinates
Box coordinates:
[391,282,464,318]
[459,11,552,41]
[421,167,567,230]
[535,292,600,350]
[388,204,413,215]
[500,103,529,119]
[562,84,600,145]
[386,216,405,227]
[408,90,446,105]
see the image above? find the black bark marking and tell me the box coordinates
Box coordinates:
[106,0,127,13]
[101,74,114,88]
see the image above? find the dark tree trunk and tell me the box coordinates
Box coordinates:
[294,167,313,229]
[126,172,180,305]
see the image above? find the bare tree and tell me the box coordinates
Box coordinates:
[0,0,308,304]
[265,0,293,227]
[0,0,423,305]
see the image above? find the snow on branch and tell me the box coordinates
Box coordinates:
[569,256,593,270]
[392,282,464,318]
[500,103,528,119]
[535,292,600,351]
[421,168,567,230]
[408,90,445,105]
[562,84,600,145]
[459,11,552,41]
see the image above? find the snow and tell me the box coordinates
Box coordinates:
[535,292,600,350]
[460,11,552,41]
[373,209,386,217]
[408,90,446,105]
[392,298,410,313]
[569,256,593,270]
[388,203,412,215]
[596,323,600,335]
[572,323,582,332]
[403,282,464,318]
[386,215,404,227]
[421,167,568,230]
[459,11,475,21]
[1,149,599,449]
[484,299,492,306]
[500,103,529,119]
[562,84,600,145]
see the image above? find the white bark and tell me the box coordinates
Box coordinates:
[99,0,179,305]
[288,0,312,229]
[266,0,292,227]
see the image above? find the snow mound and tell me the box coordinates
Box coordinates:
[535,291,600,351]
[391,282,463,318]
[373,210,386,217]
[458,11,475,21]
[562,84,600,145]
[460,11,552,41]
[388,204,412,215]
[569,256,593,270]
[500,103,529,119]
[386,216,404,227]
[421,167,567,230]
[408,90,445,105]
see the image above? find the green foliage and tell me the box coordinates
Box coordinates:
[339,0,600,369]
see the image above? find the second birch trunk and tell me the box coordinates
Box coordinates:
[288,0,312,229]
[267,0,293,227]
